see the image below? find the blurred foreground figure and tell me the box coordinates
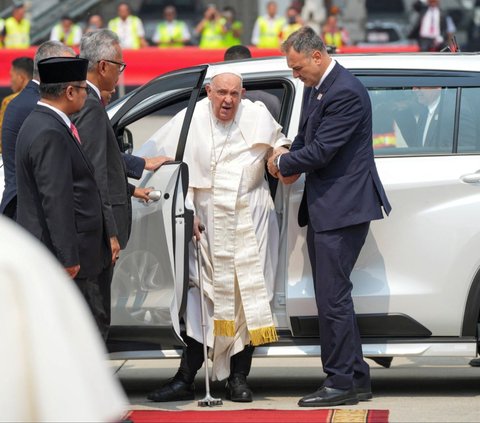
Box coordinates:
[0,216,127,422]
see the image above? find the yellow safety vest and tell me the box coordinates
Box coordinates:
[4,17,30,48]
[256,16,285,48]
[323,31,343,48]
[223,20,243,48]
[281,23,302,42]
[0,18,4,48]
[108,16,142,49]
[372,132,396,149]
[52,23,82,46]
[156,21,186,47]
[199,20,224,49]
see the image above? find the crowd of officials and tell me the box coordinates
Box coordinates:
[3,0,478,52]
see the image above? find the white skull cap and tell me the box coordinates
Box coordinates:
[209,66,243,82]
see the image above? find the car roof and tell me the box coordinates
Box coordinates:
[206,53,480,78]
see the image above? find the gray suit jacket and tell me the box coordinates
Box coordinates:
[72,90,133,248]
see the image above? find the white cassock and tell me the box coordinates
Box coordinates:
[139,97,290,380]
[0,216,128,422]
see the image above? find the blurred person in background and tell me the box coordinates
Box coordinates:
[0,215,127,422]
[409,0,455,51]
[153,5,191,47]
[281,6,303,42]
[0,2,30,49]
[465,0,480,51]
[108,2,147,49]
[0,57,33,154]
[0,41,74,221]
[0,18,4,47]
[322,13,350,48]
[50,15,83,48]
[85,13,105,33]
[221,6,243,48]
[195,4,225,48]
[252,1,285,48]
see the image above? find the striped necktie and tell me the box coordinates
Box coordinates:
[70,122,82,144]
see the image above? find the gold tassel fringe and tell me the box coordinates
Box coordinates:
[249,325,278,346]
[214,319,235,337]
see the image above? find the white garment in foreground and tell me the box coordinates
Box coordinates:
[139,97,289,380]
[0,216,128,422]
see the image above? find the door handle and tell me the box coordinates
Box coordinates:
[461,172,480,184]
[148,190,162,201]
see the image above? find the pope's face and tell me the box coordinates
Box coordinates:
[206,73,245,122]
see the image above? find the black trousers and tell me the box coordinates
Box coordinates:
[178,336,254,383]
[74,264,112,341]
[307,222,371,390]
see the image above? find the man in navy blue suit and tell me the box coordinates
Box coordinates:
[268,26,391,407]
[0,41,75,220]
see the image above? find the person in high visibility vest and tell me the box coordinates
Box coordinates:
[1,3,30,49]
[108,2,147,49]
[152,5,191,47]
[251,1,285,49]
[50,15,83,49]
[0,18,4,48]
[322,14,350,48]
[194,4,225,49]
[221,6,243,48]
[281,6,303,42]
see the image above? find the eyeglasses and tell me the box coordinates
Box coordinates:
[98,59,127,73]
[71,85,90,94]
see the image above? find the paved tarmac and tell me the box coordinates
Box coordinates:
[112,356,480,422]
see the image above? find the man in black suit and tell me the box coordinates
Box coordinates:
[268,27,391,406]
[16,56,111,336]
[72,29,172,339]
[1,41,75,220]
[409,0,454,51]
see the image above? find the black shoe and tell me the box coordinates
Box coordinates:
[225,374,253,402]
[355,386,373,401]
[469,358,480,367]
[298,386,359,407]
[368,356,393,368]
[147,378,195,402]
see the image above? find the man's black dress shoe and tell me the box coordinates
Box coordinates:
[146,378,195,402]
[469,358,480,367]
[298,386,359,407]
[355,386,373,401]
[225,374,253,402]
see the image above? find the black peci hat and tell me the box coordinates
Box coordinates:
[38,57,88,84]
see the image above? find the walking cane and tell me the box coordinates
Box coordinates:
[195,224,223,407]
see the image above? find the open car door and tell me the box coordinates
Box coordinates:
[107,66,208,354]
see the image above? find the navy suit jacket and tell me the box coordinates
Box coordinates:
[0,80,40,216]
[280,62,391,232]
[16,105,110,277]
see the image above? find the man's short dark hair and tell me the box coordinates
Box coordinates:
[12,57,33,79]
[281,26,326,55]
[224,45,252,61]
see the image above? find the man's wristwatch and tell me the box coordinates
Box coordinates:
[274,154,282,170]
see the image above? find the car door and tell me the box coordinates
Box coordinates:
[107,65,207,353]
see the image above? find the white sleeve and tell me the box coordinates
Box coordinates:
[251,18,260,45]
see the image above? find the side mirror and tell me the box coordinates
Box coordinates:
[121,128,133,154]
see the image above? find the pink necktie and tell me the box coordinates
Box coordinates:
[70,122,81,144]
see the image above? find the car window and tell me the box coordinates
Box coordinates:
[370,87,457,155]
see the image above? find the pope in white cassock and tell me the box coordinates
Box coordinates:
[145,69,290,402]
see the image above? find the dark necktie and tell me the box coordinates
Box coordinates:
[70,122,82,144]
